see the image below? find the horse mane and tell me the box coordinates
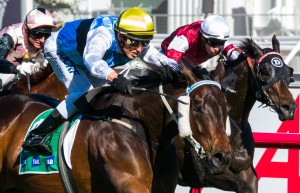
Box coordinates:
[238,38,260,58]
[29,64,53,85]
[131,65,185,87]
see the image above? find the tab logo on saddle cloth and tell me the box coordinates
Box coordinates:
[19,109,81,175]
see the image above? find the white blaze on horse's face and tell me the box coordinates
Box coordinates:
[177,95,192,137]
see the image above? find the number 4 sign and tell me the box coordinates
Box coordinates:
[255,96,299,193]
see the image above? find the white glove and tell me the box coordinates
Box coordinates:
[16,62,34,75]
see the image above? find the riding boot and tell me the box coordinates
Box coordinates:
[22,109,66,156]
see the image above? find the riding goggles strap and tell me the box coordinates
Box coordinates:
[185,80,221,95]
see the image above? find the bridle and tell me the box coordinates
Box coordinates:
[159,80,222,160]
[243,50,289,112]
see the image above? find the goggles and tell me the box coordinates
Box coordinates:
[29,29,51,39]
[206,38,226,47]
[123,35,150,48]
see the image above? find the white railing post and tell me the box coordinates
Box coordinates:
[284,41,300,65]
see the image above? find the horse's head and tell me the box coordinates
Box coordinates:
[179,62,231,175]
[239,35,296,121]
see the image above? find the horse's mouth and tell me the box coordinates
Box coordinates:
[278,112,295,121]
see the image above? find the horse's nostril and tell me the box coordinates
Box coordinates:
[282,103,293,112]
[212,151,231,165]
[281,102,297,119]
[214,153,223,162]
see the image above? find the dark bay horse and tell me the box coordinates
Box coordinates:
[0,64,232,193]
[186,35,297,193]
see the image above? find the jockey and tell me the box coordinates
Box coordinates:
[161,14,241,70]
[22,7,180,156]
[0,8,56,91]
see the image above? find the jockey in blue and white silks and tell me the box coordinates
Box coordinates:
[22,7,180,156]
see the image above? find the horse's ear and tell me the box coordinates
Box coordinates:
[288,66,295,83]
[180,62,198,85]
[251,38,264,58]
[272,34,280,53]
[212,60,225,83]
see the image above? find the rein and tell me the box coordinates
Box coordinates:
[132,87,188,104]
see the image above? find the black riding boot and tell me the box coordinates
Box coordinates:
[22,109,66,156]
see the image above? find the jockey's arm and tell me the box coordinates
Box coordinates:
[162,35,188,63]
[139,44,181,72]
[83,26,117,83]
[0,34,18,74]
[222,41,241,61]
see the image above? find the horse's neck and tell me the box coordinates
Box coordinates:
[243,75,259,116]
[225,59,258,124]
[135,84,183,142]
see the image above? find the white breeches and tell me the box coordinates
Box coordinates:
[44,32,106,119]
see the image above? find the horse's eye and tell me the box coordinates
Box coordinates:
[194,104,202,112]
[258,65,274,83]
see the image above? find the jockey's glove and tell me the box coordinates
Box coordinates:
[112,74,133,94]
[17,62,33,75]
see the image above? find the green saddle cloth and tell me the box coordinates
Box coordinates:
[19,109,80,175]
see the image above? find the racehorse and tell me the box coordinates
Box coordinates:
[0,63,232,193]
[3,35,295,193]
[185,35,297,193]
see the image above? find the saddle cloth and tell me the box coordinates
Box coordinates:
[19,109,81,175]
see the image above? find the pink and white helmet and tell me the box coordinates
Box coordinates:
[25,8,56,31]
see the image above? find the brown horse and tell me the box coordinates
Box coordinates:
[4,64,66,101]
[0,64,232,193]
[4,35,295,193]
[185,35,297,193]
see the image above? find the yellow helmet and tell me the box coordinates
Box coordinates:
[115,7,156,41]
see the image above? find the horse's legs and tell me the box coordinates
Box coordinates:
[152,141,179,193]
[239,122,258,193]
[241,122,255,158]
[204,168,253,193]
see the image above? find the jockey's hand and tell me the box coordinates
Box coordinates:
[17,62,33,75]
[112,74,133,94]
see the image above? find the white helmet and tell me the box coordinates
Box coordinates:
[25,8,56,32]
[200,15,230,40]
